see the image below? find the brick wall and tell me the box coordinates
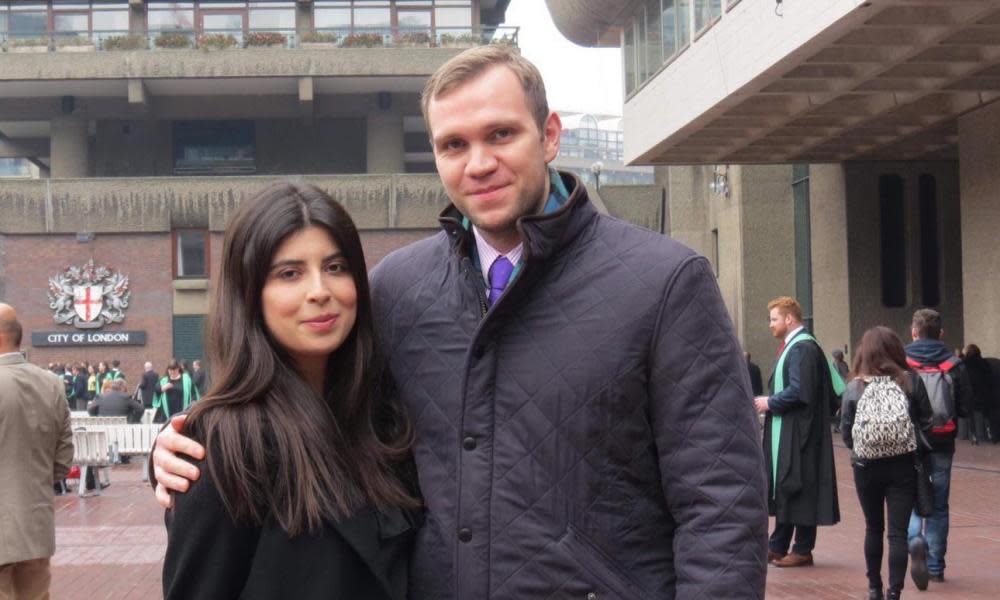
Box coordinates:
[3,233,174,384]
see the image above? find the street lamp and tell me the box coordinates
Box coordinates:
[590,161,604,192]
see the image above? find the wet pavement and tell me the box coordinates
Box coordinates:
[50,438,1000,599]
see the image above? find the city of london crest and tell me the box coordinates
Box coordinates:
[48,260,131,329]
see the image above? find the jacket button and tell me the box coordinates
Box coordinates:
[458,528,472,543]
[472,344,485,359]
[587,593,597,600]
[462,436,477,451]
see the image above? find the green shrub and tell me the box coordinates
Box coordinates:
[102,35,145,51]
[198,33,238,50]
[10,37,49,48]
[57,35,93,47]
[300,31,338,44]
[154,32,192,49]
[394,31,431,46]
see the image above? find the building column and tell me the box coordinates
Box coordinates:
[959,101,1000,356]
[366,111,405,174]
[50,115,89,178]
[808,164,851,358]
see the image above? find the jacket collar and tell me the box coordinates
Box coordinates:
[0,352,25,367]
[438,170,598,264]
[329,505,418,600]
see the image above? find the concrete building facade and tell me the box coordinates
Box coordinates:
[0,0,514,378]
[547,0,1000,371]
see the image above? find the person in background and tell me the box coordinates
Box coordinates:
[152,360,200,423]
[72,364,89,411]
[905,308,974,589]
[754,296,841,568]
[746,351,764,397]
[962,344,992,445]
[139,361,159,410]
[86,364,98,401]
[88,378,143,423]
[109,359,125,382]
[0,303,74,599]
[841,326,933,600]
[190,359,208,396]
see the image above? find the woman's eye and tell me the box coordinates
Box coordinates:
[326,262,348,274]
[277,269,299,280]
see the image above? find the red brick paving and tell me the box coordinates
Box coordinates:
[50,439,1000,599]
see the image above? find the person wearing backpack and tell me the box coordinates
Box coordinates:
[903,309,974,589]
[841,326,934,600]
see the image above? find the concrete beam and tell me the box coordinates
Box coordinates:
[128,79,147,105]
[298,76,314,119]
[0,136,48,159]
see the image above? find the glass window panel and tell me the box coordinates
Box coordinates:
[677,0,690,47]
[0,14,7,35]
[637,10,648,83]
[0,158,33,178]
[93,10,129,32]
[148,9,196,31]
[354,8,390,27]
[314,1,350,6]
[623,20,636,94]
[202,14,243,37]
[314,8,351,28]
[879,174,907,308]
[148,2,193,7]
[249,8,295,29]
[645,0,661,76]
[55,14,89,33]
[13,4,50,10]
[53,2,91,9]
[398,11,431,28]
[435,7,470,28]
[694,0,721,32]
[177,231,207,278]
[919,175,940,307]
[10,12,47,37]
[250,2,295,7]
[661,0,675,59]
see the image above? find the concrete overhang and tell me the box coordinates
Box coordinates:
[609,0,1000,164]
[545,0,639,47]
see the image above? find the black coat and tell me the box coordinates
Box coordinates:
[162,456,418,600]
[139,370,158,408]
[763,332,840,526]
[747,359,764,396]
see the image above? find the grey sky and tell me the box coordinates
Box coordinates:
[502,0,624,117]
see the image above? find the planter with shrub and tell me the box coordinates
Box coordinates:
[438,32,481,48]
[299,31,338,48]
[10,37,50,53]
[341,33,383,48]
[102,34,145,51]
[154,32,192,49]
[56,35,95,52]
[198,33,238,51]
[393,31,431,47]
[245,31,287,48]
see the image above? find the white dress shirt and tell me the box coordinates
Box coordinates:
[472,226,523,289]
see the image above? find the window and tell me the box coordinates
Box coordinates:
[173,315,206,364]
[645,0,661,80]
[694,0,721,33]
[710,228,719,277]
[148,3,195,32]
[172,120,256,175]
[661,0,676,60]
[919,174,940,307]
[677,0,691,48]
[314,1,351,29]
[0,158,33,178]
[624,21,636,94]
[174,230,208,279]
[879,174,907,308]
[8,5,47,39]
[636,10,648,83]
[249,2,295,31]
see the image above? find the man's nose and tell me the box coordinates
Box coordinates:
[466,143,497,177]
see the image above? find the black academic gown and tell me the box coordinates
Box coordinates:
[762,331,840,526]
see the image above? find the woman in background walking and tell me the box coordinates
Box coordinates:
[841,326,934,600]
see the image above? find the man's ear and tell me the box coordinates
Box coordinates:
[542,111,562,164]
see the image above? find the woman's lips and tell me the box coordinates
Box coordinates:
[302,315,338,331]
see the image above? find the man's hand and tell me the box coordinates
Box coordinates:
[153,414,205,509]
[753,396,770,413]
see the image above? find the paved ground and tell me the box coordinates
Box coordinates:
[50,438,1000,599]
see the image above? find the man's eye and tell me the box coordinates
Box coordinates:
[444,139,465,151]
[493,128,513,140]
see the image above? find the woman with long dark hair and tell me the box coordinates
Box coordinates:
[841,326,934,600]
[161,182,420,599]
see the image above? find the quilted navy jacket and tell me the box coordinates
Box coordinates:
[370,172,768,599]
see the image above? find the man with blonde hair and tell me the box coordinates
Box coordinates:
[0,303,74,598]
[754,296,841,568]
[153,45,768,598]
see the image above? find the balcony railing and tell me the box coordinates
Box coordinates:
[0,26,518,53]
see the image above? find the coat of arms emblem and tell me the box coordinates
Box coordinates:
[48,260,131,329]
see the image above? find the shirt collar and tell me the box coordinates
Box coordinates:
[0,351,24,361]
[472,227,523,284]
[784,325,805,345]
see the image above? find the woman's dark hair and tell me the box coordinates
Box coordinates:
[850,326,913,393]
[186,181,415,536]
[964,344,981,359]
[165,359,183,373]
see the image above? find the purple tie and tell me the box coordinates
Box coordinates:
[488,256,514,306]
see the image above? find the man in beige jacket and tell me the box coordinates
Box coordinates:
[0,303,74,599]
